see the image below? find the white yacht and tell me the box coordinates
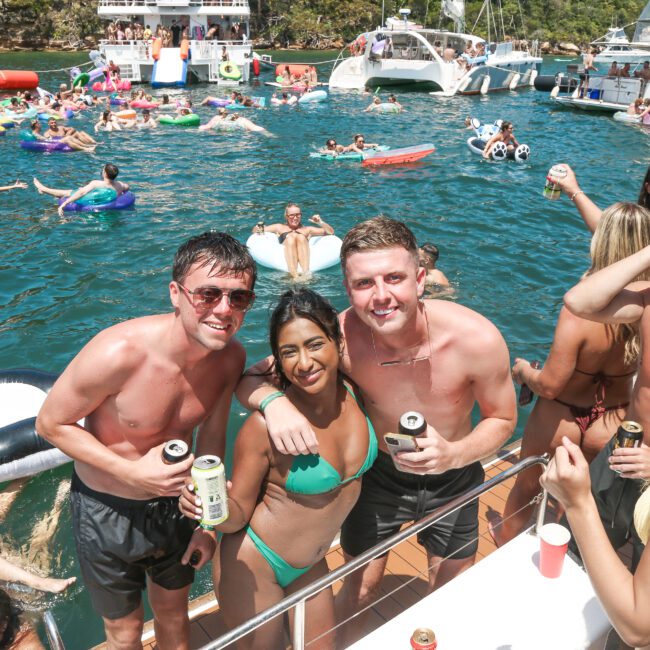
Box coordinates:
[593,27,650,67]
[96,0,252,85]
[328,0,542,95]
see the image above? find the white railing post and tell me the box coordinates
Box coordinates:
[292,600,306,650]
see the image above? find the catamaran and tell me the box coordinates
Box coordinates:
[96,0,253,86]
[328,0,542,95]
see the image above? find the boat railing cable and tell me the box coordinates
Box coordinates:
[43,610,65,650]
[198,453,550,650]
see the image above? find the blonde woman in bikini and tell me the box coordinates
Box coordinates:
[492,202,650,546]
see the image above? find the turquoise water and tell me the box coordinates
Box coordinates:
[1,51,649,648]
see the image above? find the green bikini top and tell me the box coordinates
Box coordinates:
[284,384,378,496]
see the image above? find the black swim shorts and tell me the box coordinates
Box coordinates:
[341,451,484,559]
[70,472,195,620]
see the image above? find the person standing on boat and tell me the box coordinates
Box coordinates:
[562,235,650,569]
[236,216,516,644]
[579,47,598,98]
[492,202,650,547]
[254,203,334,280]
[35,232,257,650]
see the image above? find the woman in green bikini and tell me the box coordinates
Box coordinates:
[185,288,376,648]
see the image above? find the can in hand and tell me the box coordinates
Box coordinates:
[543,164,567,200]
[192,455,229,529]
[411,627,437,649]
[162,439,190,464]
[399,411,427,436]
[612,421,644,474]
[518,360,541,406]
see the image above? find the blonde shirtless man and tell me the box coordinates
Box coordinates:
[236,216,516,644]
[253,202,334,280]
[36,232,257,650]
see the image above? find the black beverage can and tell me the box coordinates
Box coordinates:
[162,439,190,464]
[399,411,427,436]
[614,421,644,451]
[518,360,540,406]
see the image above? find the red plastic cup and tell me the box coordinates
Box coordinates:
[539,523,571,578]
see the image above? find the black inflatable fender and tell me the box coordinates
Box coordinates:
[0,369,58,464]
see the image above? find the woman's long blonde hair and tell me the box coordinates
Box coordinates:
[589,202,650,364]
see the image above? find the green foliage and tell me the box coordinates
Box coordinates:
[255,0,648,47]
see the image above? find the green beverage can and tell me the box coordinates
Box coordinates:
[191,455,229,529]
[543,164,567,200]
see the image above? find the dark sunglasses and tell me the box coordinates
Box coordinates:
[177,283,255,311]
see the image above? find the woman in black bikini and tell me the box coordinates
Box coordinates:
[493,202,650,546]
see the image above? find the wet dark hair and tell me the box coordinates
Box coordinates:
[172,231,257,288]
[103,163,119,180]
[0,589,20,648]
[639,165,650,209]
[420,243,440,266]
[269,289,341,389]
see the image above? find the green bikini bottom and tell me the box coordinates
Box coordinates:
[245,525,312,588]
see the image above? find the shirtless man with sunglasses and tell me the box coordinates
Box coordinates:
[37,232,256,650]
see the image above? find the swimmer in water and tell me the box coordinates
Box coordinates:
[319,138,346,155]
[136,109,157,129]
[199,108,230,131]
[29,119,97,153]
[94,110,122,132]
[419,243,454,296]
[345,133,380,153]
[0,181,28,192]
[33,163,130,217]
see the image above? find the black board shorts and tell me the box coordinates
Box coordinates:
[70,472,195,620]
[341,451,484,559]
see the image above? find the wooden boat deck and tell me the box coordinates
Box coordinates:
[135,446,525,650]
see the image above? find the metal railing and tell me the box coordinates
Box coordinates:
[201,453,550,650]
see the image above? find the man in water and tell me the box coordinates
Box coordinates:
[252,202,334,279]
[33,163,129,216]
[318,138,346,155]
[136,108,157,129]
[27,119,97,153]
[419,243,454,296]
[43,116,98,147]
[36,232,257,650]
[235,216,516,643]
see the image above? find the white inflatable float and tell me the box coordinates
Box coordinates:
[298,90,328,103]
[467,136,530,162]
[0,369,72,482]
[246,232,342,273]
[613,111,642,124]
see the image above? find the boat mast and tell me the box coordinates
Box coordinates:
[441,0,465,32]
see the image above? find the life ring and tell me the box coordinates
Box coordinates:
[109,96,128,106]
[158,114,200,126]
[207,98,232,107]
[220,62,242,81]
[115,109,137,120]
[0,118,15,129]
[58,188,136,212]
[0,369,71,482]
[374,102,401,113]
[246,232,343,273]
[37,112,63,121]
[466,136,531,163]
[19,132,73,153]
[613,111,642,124]
[298,90,328,103]
[72,72,90,88]
[130,100,160,109]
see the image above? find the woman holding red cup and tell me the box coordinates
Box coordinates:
[541,437,650,647]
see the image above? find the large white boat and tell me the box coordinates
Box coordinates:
[96,0,252,85]
[593,27,650,67]
[328,0,542,95]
